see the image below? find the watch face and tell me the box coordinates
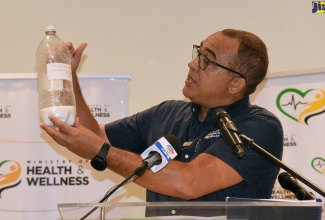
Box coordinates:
[91,157,107,171]
[91,143,110,171]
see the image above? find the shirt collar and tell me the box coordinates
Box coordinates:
[191,97,251,122]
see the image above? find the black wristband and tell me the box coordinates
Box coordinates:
[90,143,110,171]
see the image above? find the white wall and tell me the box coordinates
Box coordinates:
[1,0,324,115]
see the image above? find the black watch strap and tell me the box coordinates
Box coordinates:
[91,143,110,171]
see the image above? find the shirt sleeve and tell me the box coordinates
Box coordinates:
[104,104,159,154]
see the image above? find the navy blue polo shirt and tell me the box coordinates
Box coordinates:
[105,97,283,203]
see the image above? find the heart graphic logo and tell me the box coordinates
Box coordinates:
[276,88,325,125]
[312,157,325,175]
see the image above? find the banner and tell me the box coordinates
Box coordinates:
[251,72,325,200]
[0,73,130,220]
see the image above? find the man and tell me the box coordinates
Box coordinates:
[41,29,283,212]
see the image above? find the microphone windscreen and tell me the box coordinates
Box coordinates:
[213,108,229,128]
[278,172,294,189]
[164,134,182,154]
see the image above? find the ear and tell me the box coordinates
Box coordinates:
[229,77,246,94]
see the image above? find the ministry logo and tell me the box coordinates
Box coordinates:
[312,157,325,175]
[276,88,325,125]
[0,160,22,198]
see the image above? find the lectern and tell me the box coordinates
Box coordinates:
[58,201,324,220]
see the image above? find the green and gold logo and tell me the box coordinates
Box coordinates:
[0,160,22,198]
[276,88,325,125]
[312,157,325,175]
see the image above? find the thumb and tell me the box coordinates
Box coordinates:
[74,42,87,57]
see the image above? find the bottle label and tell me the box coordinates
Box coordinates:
[47,63,72,81]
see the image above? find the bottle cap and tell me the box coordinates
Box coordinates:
[45,25,56,32]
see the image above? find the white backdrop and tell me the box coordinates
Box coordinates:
[0,74,130,220]
[251,72,325,200]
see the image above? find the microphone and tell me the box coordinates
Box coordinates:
[278,172,316,200]
[213,108,245,158]
[141,134,182,173]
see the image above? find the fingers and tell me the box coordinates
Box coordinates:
[66,42,75,54]
[40,115,103,160]
[40,115,77,147]
[65,42,87,57]
[67,42,87,73]
[66,42,73,48]
[40,115,72,134]
[74,117,82,129]
[40,121,66,145]
[49,115,75,134]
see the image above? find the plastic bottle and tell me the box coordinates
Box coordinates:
[36,25,76,127]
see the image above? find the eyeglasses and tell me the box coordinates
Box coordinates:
[192,45,245,78]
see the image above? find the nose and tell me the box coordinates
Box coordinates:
[188,57,199,71]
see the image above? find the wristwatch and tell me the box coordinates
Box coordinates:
[90,143,111,171]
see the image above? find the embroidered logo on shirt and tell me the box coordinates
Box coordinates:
[204,130,221,139]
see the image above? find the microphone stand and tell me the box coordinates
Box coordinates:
[79,163,148,220]
[239,134,325,199]
[99,175,137,220]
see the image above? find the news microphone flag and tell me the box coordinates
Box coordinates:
[141,136,178,173]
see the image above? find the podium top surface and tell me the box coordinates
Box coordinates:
[58,201,324,220]
[58,200,324,208]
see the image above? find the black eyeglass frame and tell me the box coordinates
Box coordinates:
[193,45,245,78]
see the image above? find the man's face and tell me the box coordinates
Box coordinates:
[182,32,240,108]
